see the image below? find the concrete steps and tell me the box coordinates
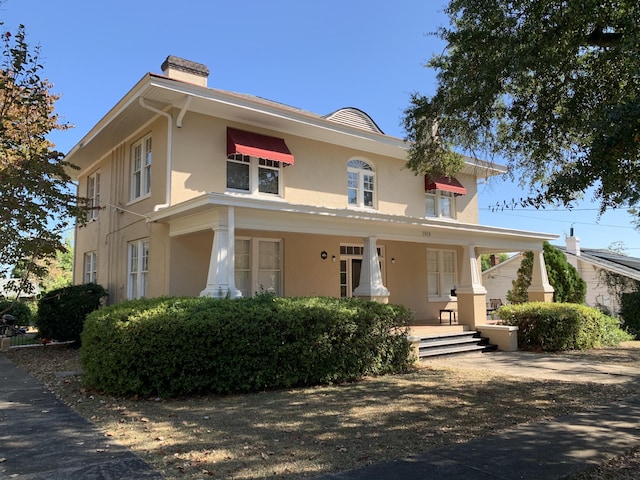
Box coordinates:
[415,330,497,359]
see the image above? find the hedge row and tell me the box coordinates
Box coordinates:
[498,302,632,351]
[80,295,413,397]
[37,283,108,343]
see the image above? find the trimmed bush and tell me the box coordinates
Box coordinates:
[620,291,640,339]
[37,283,107,343]
[80,295,413,397]
[498,302,632,352]
[0,300,32,326]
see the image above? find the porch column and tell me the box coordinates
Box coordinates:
[200,207,242,299]
[528,249,554,302]
[353,236,389,303]
[456,244,487,328]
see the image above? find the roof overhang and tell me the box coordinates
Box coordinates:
[63,73,507,179]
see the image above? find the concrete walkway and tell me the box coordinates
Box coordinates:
[316,351,640,480]
[0,354,161,479]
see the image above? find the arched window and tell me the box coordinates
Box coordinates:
[347,159,375,208]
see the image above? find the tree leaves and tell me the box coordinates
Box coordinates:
[404,0,640,212]
[0,23,85,285]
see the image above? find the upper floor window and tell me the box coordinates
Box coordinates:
[425,190,456,219]
[226,154,282,196]
[87,171,100,221]
[131,135,152,201]
[347,159,375,208]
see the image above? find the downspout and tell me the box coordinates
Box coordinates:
[138,97,172,212]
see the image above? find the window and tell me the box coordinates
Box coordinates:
[427,249,457,299]
[226,154,282,196]
[234,237,282,297]
[425,190,455,218]
[87,172,100,221]
[84,252,97,283]
[131,135,152,201]
[127,239,149,299]
[347,159,375,208]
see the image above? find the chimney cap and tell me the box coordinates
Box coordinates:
[161,55,210,78]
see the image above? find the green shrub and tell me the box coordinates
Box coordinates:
[80,295,413,398]
[620,291,640,339]
[37,283,107,343]
[498,302,632,352]
[0,300,32,326]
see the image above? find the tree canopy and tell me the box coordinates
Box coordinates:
[0,21,84,295]
[404,0,640,213]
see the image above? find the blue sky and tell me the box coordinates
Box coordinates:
[3,0,639,253]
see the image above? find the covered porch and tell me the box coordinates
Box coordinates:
[147,192,556,328]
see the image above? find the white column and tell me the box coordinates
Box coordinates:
[457,244,487,295]
[200,207,242,299]
[528,249,554,302]
[353,237,389,300]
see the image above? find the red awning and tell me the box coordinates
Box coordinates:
[425,176,467,195]
[227,127,294,165]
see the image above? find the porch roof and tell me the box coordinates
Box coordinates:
[146,192,558,252]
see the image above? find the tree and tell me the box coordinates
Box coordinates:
[40,234,73,292]
[507,242,586,303]
[404,0,640,213]
[0,21,85,302]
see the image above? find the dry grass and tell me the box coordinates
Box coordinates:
[6,343,640,479]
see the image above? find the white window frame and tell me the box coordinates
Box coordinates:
[234,237,282,297]
[226,154,283,197]
[347,159,376,208]
[87,171,101,221]
[84,252,97,284]
[127,239,149,299]
[425,190,456,219]
[131,135,152,201]
[427,249,457,301]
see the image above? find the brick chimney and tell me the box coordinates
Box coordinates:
[566,227,581,256]
[161,55,210,87]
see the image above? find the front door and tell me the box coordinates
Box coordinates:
[340,258,362,297]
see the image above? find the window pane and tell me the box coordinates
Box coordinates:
[428,272,439,296]
[227,161,250,190]
[235,239,251,270]
[440,196,452,217]
[363,190,373,207]
[258,241,280,269]
[348,188,358,205]
[257,271,280,295]
[235,271,251,297]
[258,167,279,194]
[425,195,436,217]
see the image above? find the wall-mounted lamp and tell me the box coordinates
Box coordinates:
[391,258,396,264]
[321,251,328,260]
[332,255,336,262]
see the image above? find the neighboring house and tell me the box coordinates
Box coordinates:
[66,55,557,328]
[483,232,640,313]
[0,279,40,300]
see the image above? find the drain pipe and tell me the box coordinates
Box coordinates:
[138,97,172,212]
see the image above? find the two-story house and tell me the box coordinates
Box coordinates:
[66,56,556,328]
